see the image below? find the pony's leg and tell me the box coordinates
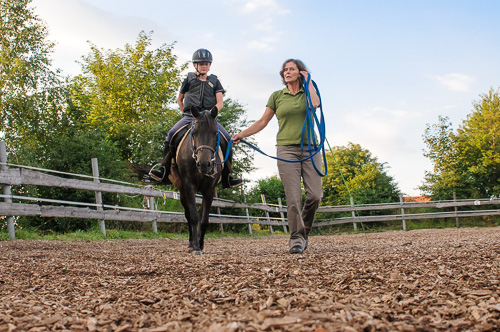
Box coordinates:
[199,188,215,250]
[180,190,200,253]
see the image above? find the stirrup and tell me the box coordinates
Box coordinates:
[149,163,165,182]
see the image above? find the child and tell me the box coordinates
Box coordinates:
[150,48,242,188]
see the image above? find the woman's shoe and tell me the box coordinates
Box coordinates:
[289,245,304,254]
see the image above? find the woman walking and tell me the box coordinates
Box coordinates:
[232,59,323,254]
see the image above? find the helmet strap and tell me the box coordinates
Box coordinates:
[194,63,207,78]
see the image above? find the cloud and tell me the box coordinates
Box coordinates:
[34,0,170,75]
[240,0,290,15]
[245,33,282,51]
[237,0,290,52]
[340,106,423,147]
[433,73,475,92]
[255,18,274,31]
[246,40,272,51]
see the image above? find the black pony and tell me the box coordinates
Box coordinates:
[133,106,222,255]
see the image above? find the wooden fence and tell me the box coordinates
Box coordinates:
[1,141,499,240]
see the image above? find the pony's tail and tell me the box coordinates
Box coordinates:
[126,162,156,183]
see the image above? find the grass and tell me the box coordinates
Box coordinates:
[0,227,284,241]
[1,217,498,241]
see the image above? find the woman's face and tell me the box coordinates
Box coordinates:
[283,62,300,84]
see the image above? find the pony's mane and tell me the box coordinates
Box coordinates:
[194,110,217,129]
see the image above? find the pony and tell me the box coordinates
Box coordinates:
[132,106,222,255]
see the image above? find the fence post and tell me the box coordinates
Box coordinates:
[214,191,224,235]
[261,194,273,234]
[350,196,357,230]
[278,197,288,233]
[453,192,460,228]
[1,141,15,240]
[400,195,407,231]
[148,191,158,233]
[244,197,252,235]
[91,158,106,236]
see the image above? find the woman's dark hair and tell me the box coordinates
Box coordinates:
[279,59,308,85]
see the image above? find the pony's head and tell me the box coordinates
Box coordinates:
[190,106,219,176]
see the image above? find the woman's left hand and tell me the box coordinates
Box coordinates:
[300,71,310,81]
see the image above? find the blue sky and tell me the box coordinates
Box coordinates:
[34,0,500,196]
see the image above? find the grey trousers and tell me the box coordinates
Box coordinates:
[277,145,323,249]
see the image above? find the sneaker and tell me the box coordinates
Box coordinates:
[229,178,243,188]
[289,245,304,254]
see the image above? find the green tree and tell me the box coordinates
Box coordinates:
[68,31,186,163]
[216,98,256,177]
[323,142,400,207]
[0,0,66,154]
[247,175,286,205]
[14,129,132,232]
[421,88,500,199]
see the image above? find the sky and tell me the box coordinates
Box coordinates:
[32,0,500,196]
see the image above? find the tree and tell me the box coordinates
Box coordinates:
[0,0,66,154]
[68,31,186,162]
[216,98,256,177]
[322,142,400,207]
[14,129,131,232]
[247,175,286,205]
[421,88,500,199]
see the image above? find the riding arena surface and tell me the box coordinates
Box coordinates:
[1,228,499,331]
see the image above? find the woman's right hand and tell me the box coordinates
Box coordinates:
[231,133,244,144]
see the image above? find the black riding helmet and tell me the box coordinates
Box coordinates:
[192,48,213,63]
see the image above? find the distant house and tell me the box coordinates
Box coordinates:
[404,196,432,203]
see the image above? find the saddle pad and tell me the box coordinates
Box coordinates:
[174,129,225,169]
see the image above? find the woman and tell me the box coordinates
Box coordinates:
[232,59,323,254]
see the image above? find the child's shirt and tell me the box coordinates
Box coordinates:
[180,72,224,112]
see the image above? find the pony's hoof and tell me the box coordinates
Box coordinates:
[191,250,202,256]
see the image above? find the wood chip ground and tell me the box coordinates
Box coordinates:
[1,227,499,331]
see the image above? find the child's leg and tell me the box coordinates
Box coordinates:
[217,123,231,141]
[166,115,195,144]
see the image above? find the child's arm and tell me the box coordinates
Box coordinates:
[215,91,223,111]
[177,93,185,112]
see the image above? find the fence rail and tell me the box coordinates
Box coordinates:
[1,141,499,240]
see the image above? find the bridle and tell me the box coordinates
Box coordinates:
[189,118,220,177]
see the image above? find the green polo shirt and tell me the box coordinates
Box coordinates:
[267,87,311,146]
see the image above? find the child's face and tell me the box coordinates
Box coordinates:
[195,62,211,75]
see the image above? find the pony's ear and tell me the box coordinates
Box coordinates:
[210,106,218,118]
[191,106,201,117]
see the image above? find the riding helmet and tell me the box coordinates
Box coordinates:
[192,48,213,63]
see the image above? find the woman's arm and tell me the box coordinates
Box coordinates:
[231,107,275,143]
[301,71,320,109]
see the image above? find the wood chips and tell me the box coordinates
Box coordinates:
[1,227,499,331]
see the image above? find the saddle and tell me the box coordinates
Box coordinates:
[169,123,226,170]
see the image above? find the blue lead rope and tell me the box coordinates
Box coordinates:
[217,74,328,177]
